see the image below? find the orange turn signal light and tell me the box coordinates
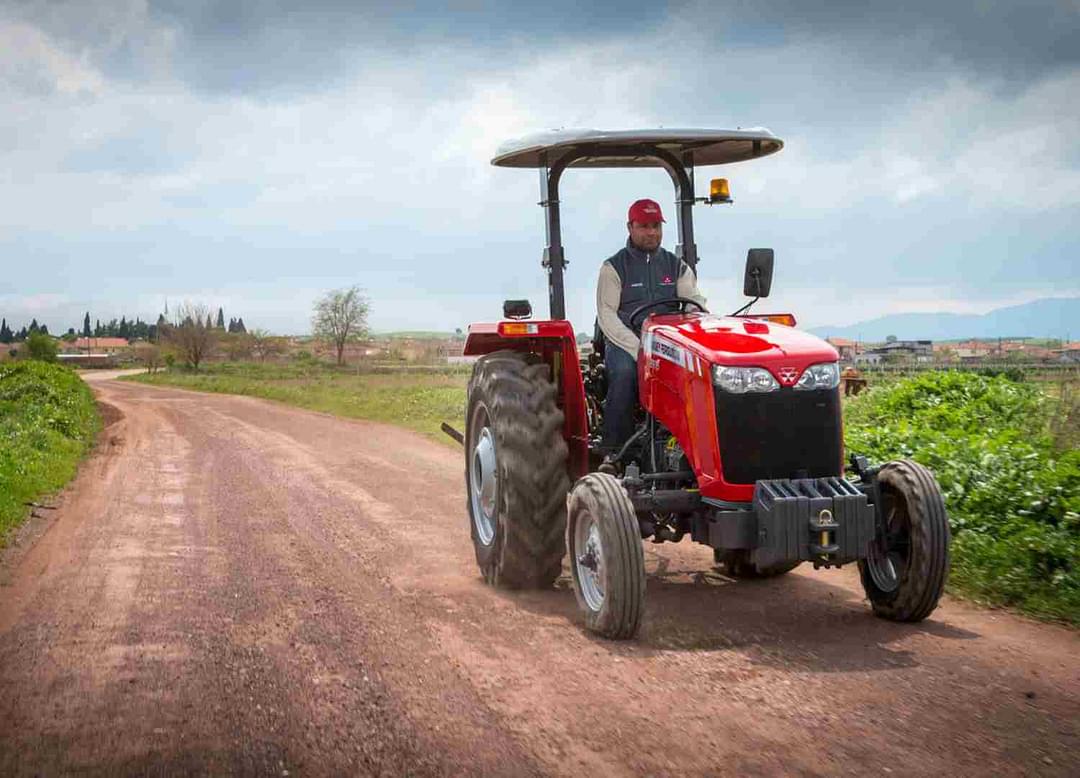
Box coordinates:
[709,178,731,203]
[760,313,797,327]
[498,322,539,336]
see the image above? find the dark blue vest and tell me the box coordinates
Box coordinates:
[606,241,681,332]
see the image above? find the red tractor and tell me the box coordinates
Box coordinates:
[451,129,950,639]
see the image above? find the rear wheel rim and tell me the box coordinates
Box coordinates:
[574,513,605,612]
[470,411,497,547]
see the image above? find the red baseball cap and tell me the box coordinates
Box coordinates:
[628,198,665,224]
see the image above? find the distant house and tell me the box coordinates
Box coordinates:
[63,337,132,355]
[1052,342,1080,364]
[863,340,934,364]
[826,337,858,362]
[952,340,994,363]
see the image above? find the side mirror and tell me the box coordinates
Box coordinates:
[743,248,774,298]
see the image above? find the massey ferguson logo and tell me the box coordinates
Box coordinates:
[778,367,799,385]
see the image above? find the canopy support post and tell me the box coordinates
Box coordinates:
[539,152,569,320]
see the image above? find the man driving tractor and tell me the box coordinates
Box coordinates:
[597,198,706,449]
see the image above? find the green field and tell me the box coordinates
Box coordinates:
[126,362,469,443]
[0,362,101,540]
[127,363,1077,622]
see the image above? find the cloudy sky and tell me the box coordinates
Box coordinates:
[2,0,1078,336]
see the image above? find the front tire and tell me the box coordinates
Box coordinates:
[465,351,569,589]
[567,473,646,639]
[859,459,951,621]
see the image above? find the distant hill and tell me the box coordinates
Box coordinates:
[810,298,1079,342]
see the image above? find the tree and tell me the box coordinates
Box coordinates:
[134,342,163,373]
[223,332,253,361]
[0,319,11,343]
[216,307,225,329]
[235,317,246,334]
[82,312,91,338]
[249,329,285,362]
[26,332,58,362]
[312,286,369,366]
[166,303,216,370]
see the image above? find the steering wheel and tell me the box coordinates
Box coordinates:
[627,297,709,333]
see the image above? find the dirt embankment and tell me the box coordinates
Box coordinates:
[1,377,1077,776]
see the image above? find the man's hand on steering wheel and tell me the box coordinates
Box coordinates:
[627,297,708,333]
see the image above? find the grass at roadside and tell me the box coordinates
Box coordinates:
[0,362,101,541]
[125,362,469,444]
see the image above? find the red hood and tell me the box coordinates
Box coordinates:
[645,313,837,376]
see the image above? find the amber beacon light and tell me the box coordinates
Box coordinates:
[709,178,732,203]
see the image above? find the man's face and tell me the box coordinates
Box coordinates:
[628,220,662,253]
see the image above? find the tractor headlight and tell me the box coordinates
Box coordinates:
[712,365,779,394]
[794,362,840,391]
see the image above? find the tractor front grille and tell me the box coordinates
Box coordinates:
[714,387,842,485]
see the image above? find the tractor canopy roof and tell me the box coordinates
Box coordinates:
[491,127,783,169]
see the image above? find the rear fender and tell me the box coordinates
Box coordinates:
[465,321,589,478]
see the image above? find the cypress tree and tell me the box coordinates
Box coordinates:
[0,318,9,343]
[216,307,225,329]
[82,312,91,337]
[236,317,247,334]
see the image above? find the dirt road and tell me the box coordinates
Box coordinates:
[1,374,1077,776]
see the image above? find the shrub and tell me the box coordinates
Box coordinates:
[0,361,100,537]
[25,332,58,362]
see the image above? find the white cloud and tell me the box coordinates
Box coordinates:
[1,7,1077,335]
[0,21,105,96]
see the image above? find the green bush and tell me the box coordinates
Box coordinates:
[25,332,58,362]
[845,372,1079,622]
[0,361,100,539]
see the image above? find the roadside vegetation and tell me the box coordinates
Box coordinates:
[128,361,1077,622]
[0,361,100,541]
[845,371,1079,623]
[126,361,467,443]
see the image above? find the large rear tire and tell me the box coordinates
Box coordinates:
[465,351,569,589]
[859,459,951,622]
[713,549,801,578]
[567,473,646,639]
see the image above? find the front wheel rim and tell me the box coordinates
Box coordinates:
[867,503,909,593]
[574,514,605,612]
[470,416,497,547]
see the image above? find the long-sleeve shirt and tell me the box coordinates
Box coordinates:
[596,249,706,358]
